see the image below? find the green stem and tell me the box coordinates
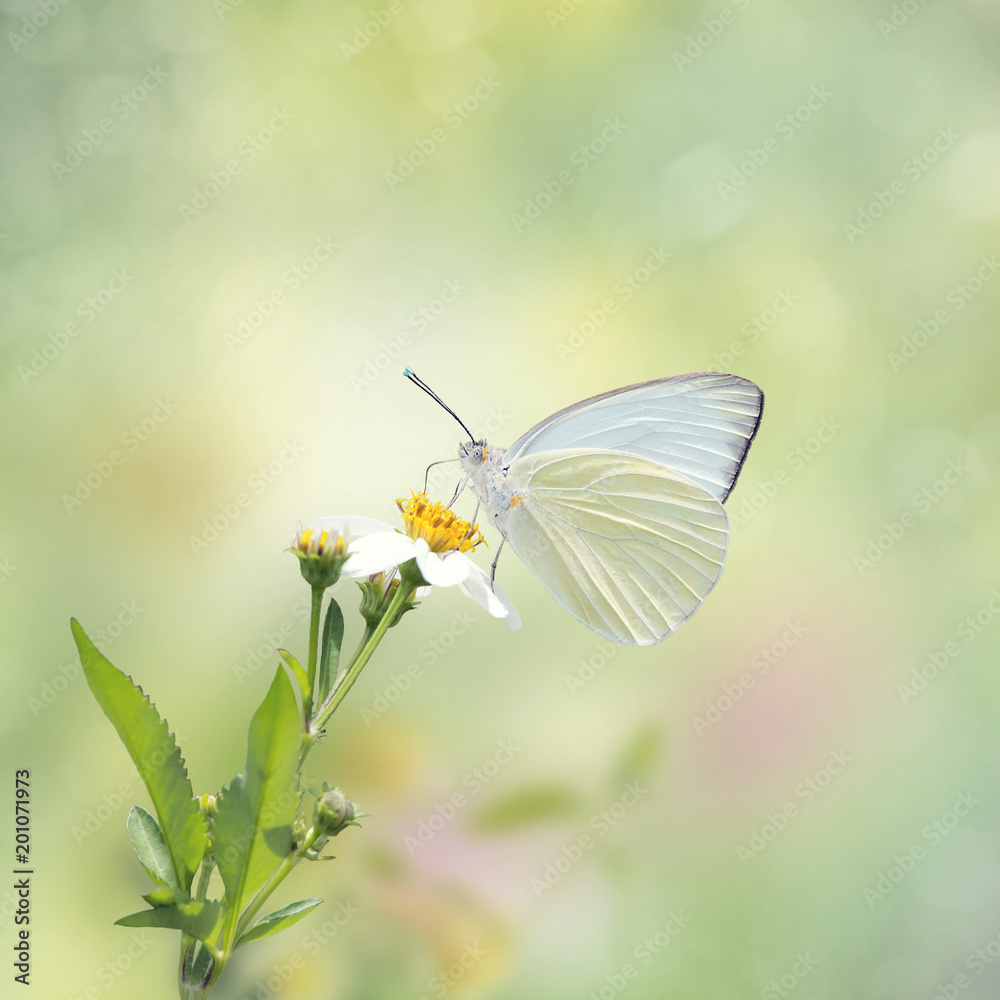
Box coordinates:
[342,622,375,677]
[178,936,223,1000]
[176,851,219,998]
[194,856,214,902]
[187,575,416,997]
[196,829,319,1000]
[296,619,377,767]
[304,584,324,725]
[177,935,194,999]
[232,826,320,945]
[313,582,414,733]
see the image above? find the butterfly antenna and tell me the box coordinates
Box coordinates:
[403,368,477,441]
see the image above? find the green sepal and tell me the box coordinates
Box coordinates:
[278,650,309,701]
[126,806,178,889]
[213,667,301,951]
[71,619,208,892]
[116,900,222,943]
[235,898,322,949]
[318,598,344,703]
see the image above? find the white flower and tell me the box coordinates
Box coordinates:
[304,497,520,628]
[347,531,520,627]
[289,514,396,589]
[294,514,398,559]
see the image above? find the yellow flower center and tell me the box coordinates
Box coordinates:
[396,491,485,554]
[296,528,347,557]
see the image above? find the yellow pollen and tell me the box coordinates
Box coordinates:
[396,491,486,554]
[509,494,523,508]
[297,529,345,556]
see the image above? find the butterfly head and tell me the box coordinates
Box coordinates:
[459,440,488,466]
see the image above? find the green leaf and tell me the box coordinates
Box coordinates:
[213,667,301,950]
[470,785,585,833]
[278,650,309,700]
[318,598,344,703]
[127,806,178,889]
[116,900,222,943]
[235,898,322,949]
[181,941,215,992]
[72,619,208,892]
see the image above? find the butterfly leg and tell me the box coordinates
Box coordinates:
[460,498,481,546]
[422,458,460,494]
[490,535,506,587]
[448,478,467,508]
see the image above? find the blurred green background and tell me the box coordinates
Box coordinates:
[2,0,1000,996]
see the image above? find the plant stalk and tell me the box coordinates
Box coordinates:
[312,581,414,733]
[304,584,324,724]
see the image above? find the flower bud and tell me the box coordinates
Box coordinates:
[198,794,217,817]
[289,523,351,590]
[313,787,357,838]
[358,572,420,629]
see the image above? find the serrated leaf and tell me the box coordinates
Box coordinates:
[213,667,301,951]
[116,900,222,943]
[318,598,344,703]
[127,805,177,889]
[72,619,207,892]
[235,898,322,949]
[470,785,585,833]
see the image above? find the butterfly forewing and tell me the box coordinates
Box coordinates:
[503,373,763,503]
[498,449,729,645]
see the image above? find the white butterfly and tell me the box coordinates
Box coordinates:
[406,370,764,646]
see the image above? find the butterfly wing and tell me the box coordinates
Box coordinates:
[496,449,728,645]
[504,373,763,503]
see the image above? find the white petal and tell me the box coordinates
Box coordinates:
[493,580,522,631]
[458,563,520,626]
[416,548,472,587]
[343,532,416,577]
[308,514,396,539]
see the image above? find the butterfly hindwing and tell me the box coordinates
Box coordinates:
[496,449,729,645]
